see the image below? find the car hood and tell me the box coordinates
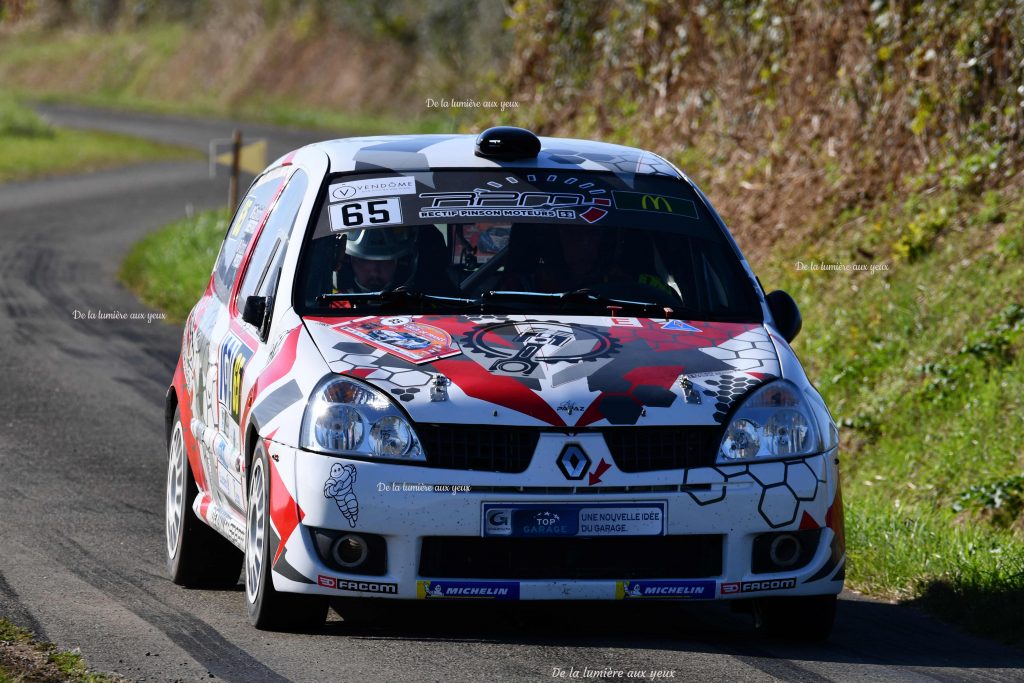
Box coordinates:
[301,314,780,427]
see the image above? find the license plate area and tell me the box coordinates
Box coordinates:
[482,502,666,538]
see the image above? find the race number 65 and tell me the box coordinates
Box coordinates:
[329,197,404,231]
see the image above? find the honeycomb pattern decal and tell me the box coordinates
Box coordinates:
[699,328,779,374]
[682,459,827,528]
[390,387,422,402]
[328,341,437,397]
[702,375,760,423]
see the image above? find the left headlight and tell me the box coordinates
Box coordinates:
[300,375,425,462]
[717,380,822,462]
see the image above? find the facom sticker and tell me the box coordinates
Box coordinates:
[720,578,798,594]
[329,197,404,231]
[329,176,417,202]
[318,575,398,594]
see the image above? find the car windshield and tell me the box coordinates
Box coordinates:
[295,169,762,321]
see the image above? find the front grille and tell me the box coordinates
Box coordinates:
[416,424,538,473]
[419,535,722,579]
[602,426,723,472]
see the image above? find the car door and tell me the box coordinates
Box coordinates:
[191,167,291,514]
[214,168,310,514]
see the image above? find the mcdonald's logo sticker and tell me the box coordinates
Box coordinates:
[612,191,699,219]
[641,194,673,212]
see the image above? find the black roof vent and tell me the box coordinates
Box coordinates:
[475,126,541,160]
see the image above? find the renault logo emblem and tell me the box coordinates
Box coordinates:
[557,444,591,480]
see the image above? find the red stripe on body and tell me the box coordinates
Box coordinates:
[268,445,303,566]
[242,326,302,434]
[825,480,845,554]
[433,357,564,426]
[799,511,820,529]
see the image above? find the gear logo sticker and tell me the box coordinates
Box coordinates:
[324,463,359,527]
[461,321,618,380]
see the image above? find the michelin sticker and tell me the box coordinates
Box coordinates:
[616,580,716,600]
[417,580,520,600]
[324,464,359,527]
[329,176,417,202]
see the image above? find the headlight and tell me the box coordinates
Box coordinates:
[301,376,425,461]
[717,380,821,462]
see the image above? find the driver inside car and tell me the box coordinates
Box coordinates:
[334,226,418,293]
[500,224,680,303]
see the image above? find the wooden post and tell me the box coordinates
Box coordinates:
[228,129,242,210]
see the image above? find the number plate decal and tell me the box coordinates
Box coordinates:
[482,502,666,537]
[328,197,404,231]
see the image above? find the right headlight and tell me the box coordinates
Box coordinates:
[717,380,824,462]
[300,375,425,462]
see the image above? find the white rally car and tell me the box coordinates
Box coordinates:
[165,127,844,638]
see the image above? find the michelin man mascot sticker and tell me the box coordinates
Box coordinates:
[324,464,359,527]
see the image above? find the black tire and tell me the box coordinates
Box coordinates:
[754,593,837,642]
[245,441,328,631]
[165,407,243,587]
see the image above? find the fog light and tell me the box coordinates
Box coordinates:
[310,528,387,575]
[331,534,368,568]
[752,528,821,574]
[768,534,801,568]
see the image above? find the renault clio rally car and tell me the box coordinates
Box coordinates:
[165,126,845,637]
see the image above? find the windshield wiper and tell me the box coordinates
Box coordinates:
[316,289,476,309]
[480,289,698,320]
[557,288,704,319]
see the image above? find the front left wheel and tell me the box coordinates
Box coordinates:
[166,407,243,587]
[245,440,328,631]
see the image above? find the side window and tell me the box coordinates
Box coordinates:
[211,167,290,302]
[235,169,309,316]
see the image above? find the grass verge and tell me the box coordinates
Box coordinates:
[119,208,229,324]
[752,174,1024,644]
[0,96,197,183]
[0,22,461,137]
[0,618,123,682]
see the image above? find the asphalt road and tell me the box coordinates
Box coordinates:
[0,103,1021,682]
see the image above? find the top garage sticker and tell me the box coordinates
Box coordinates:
[329,176,417,202]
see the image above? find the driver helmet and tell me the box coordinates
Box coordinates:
[344,226,416,261]
[342,226,418,291]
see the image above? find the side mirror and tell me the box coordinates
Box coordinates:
[242,295,271,337]
[766,290,802,343]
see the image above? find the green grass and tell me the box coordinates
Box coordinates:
[0,24,461,137]
[752,176,1024,642]
[0,618,118,682]
[0,96,197,183]
[21,89,459,137]
[119,208,229,323]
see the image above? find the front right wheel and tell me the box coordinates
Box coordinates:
[245,440,328,631]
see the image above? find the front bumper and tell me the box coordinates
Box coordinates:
[263,437,845,602]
